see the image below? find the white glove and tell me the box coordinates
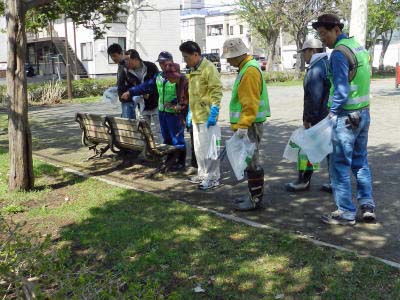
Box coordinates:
[235,128,248,139]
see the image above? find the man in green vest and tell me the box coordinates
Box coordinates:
[313,14,376,225]
[221,38,271,211]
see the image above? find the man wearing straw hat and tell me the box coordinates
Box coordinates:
[221,38,271,211]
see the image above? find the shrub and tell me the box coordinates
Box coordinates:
[263,71,304,83]
[0,78,115,106]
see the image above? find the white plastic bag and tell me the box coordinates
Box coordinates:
[206,125,222,160]
[283,128,303,162]
[102,87,118,106]
[292,117,333,163]
[226,133,256,180]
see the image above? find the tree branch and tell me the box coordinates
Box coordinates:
[23,0,52,11]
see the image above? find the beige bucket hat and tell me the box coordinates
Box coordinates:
[299,39,324,52]
[221,38,249,59]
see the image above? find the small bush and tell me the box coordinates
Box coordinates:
[263,71,304,83]
[0,78,115,106]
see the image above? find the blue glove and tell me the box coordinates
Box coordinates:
[206,105,219,128]
[186,109,192,129]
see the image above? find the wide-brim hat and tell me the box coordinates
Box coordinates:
[312,13,344,30]
[221,38,249,59]
[298,39,324,52]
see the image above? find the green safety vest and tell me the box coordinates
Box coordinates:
[230,59,271,124]
[156,73,177,113]
[328,37,371,111]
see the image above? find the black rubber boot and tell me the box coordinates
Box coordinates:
[233,168,265,211]
[285,170,312,192]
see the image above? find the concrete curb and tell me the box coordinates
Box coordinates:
[36,155,400,270]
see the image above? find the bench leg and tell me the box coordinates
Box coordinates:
[87,144,110,161]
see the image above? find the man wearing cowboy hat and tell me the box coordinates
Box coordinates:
[221,38,271,211]
[313,13,376,225]
[285,38,332,193]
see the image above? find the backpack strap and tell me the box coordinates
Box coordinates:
[334,44,358,82]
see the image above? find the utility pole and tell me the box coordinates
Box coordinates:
[64,16,73,100]
[349,0,368,47]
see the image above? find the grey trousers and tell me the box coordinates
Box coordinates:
[247,122,264,171]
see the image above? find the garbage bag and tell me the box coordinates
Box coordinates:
[206,125,222,160]
[283,128,303,162]
[102,87,118,106]
[292,117,333,163]
[226,133,256,181]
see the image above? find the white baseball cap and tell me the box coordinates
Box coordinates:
[299,39,324,52]
[221,38,249,59]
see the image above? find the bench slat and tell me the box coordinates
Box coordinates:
[113,129,143,139]
[114,135,146,147]
[86,130,109,141]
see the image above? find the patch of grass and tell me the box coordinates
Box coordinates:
[67,95,102,104]
[0,131,399,298]
[371,73,395,79]
[1,204,25,214]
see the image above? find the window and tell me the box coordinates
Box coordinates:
[81,42,93,61]
[107,37,126,64]
[230,26,234,35]
[207,24,223,36]
[240,25,244,34]
[226,23,229,35]
[211,49,220,55]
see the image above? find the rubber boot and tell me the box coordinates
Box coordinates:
[285,170,312,192]
[233,168,265,211]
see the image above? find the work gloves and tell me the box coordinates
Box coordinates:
[206,105,219,128]
[186,109,192,129]
[235,128,248,138]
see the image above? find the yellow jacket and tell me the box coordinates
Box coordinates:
[231,55,262,131]
[188,58,223,123]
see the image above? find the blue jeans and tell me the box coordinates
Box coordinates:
[159,111,186,150]
[121,102,136,119]
[329,108,375,220]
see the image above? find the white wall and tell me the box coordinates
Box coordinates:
[0,17,7,64]
[372,43,400,68]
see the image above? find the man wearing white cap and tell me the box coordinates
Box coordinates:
[285,38,332,192]
[222,38,271,211]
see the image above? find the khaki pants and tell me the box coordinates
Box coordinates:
[192,123,220,180]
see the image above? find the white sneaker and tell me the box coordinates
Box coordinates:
[188,175,203,184]
[198,178,221,190]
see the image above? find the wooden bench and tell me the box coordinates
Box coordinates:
[75,113,110,160]
[104,116,180,176]
[76,113,181,176]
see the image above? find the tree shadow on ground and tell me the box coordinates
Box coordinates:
[54,187,400,299]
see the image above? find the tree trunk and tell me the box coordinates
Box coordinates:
[294,28,307,79]
[379,30,393,72]
[349,0,368,47]
[6,0,34,191]
[265,35,278,72]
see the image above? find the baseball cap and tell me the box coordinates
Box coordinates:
[156,51,173,62]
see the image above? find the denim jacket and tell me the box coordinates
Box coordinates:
[303,53,330,125]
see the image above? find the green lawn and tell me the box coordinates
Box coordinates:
[0,114,399,299]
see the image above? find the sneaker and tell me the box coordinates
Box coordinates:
[188,175,203,184]
[361,205,376,222]
[321,183,333,193]
[321,212,356,226]
[198,178,221,190]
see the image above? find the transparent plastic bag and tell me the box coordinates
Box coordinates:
[102,87,119,106]
[283,128,303,162]
[292,117,333,163]
[206,125,222,160]
[226,133,256,180]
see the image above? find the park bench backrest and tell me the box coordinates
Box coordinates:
[76,113,109,145]
[105,117,146,152]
